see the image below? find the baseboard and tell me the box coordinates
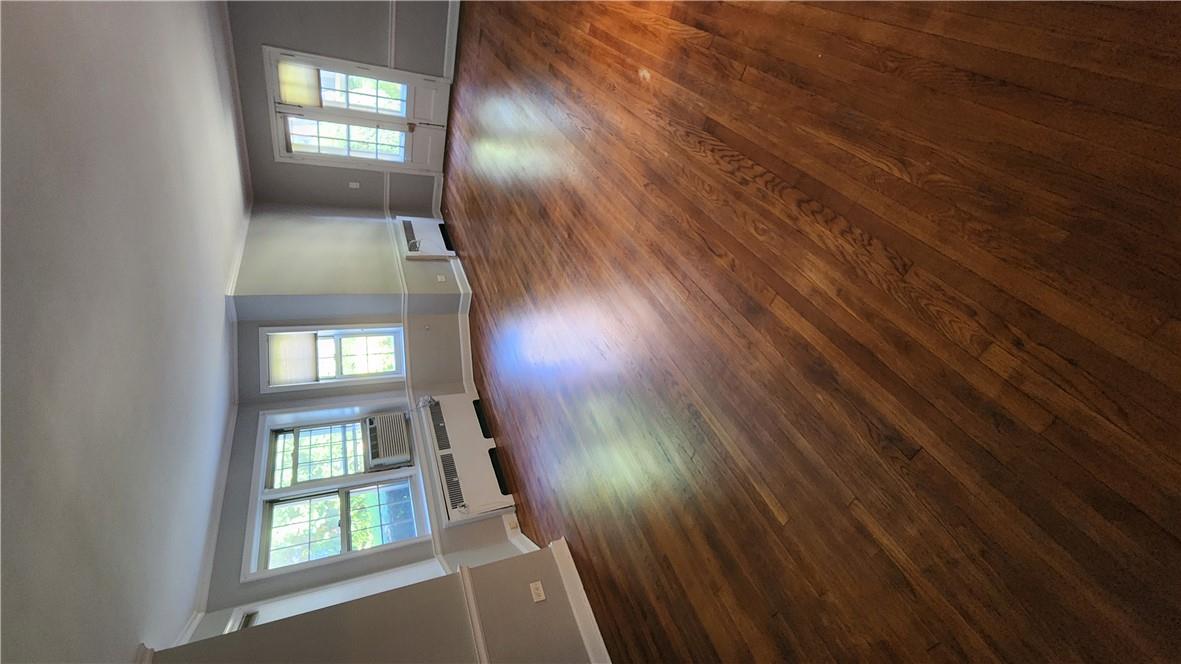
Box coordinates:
[172,610,204,648]
[503,513,541,553]
[134,642,155,664]
[551,538,611,663]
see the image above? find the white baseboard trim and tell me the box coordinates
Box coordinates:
[551,538,611,663]
[432,173,445,218]
[134,642,156,664]
[503,513,541,553]
[173,610,204,648]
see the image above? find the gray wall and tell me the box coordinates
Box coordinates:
[394,0,450,78]
[470,549,589,664]
[160,575,477,663]
[235,204,403,296]
[406,313,467,396]
[228,1,440,214]
[1,3,250,661]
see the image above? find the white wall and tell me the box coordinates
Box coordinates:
[1,3,250,661]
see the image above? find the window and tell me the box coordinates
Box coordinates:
[287,118,406,163]
[257,415,428,573]
[264,46,449,174]
[261,326,405,393]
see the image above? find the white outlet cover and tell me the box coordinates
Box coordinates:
[529,580,546,603]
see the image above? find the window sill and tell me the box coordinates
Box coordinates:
[260,373,405,395]
[242,533,432,584]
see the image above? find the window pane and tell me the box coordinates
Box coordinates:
[319,122,347,139]
[291,135,318,153]
[317,336,338,379]
[370,353,396,373]
[377,80,405,100]
[342,355,368,376]
[272,432,295,488]
[285,117,405,163]
[349,126,376,143]
[348,480,417,551]
[341,337,366,356]
[318,358,337,379]
[320,70,347,92]
[348,92,377,112]
[377,129,404,146]
[317,337,336,358]
[267,494,341,569]
[288,117,318,136]
[368,335,394,352]
[322,89,347,108]
[296,423,365,483]
[320,138,348,156]
[349,141,376,159]
[348,75,377,95]
[378,98,404,115]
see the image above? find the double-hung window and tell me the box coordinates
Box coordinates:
[263,46,450,174]
[260,417,428,572]
[261,325,406,393]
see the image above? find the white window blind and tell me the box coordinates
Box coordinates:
[267,332,317,386]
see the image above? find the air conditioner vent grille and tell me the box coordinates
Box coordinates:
[429,400,451,450]
[367,413,412,468]
[440,453,464,509]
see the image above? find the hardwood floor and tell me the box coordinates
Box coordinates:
[441,3,1181,661]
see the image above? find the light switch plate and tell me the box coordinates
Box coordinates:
[530,580,546,603]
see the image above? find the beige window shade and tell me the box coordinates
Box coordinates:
[268,332,317,386]
[278,60,321,107]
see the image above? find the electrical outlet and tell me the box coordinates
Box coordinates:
[348,182,361,189]
[530,580,546,603]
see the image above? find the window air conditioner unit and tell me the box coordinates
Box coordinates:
[400,216,456,260]
[367,412,413,469]
[417,393,514,524]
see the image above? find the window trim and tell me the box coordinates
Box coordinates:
[242,396,431,582]
[258,324,406,395]
[262,45,446,175]
[259,473,427,573]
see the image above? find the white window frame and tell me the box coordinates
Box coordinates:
[259,324,406,394]
[242,397,431,582]
[262,45,449,175]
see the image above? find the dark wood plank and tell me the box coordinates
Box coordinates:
[443,3,1181,661]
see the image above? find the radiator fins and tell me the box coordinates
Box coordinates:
[429,400,451,450]
[440,453,465,509]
